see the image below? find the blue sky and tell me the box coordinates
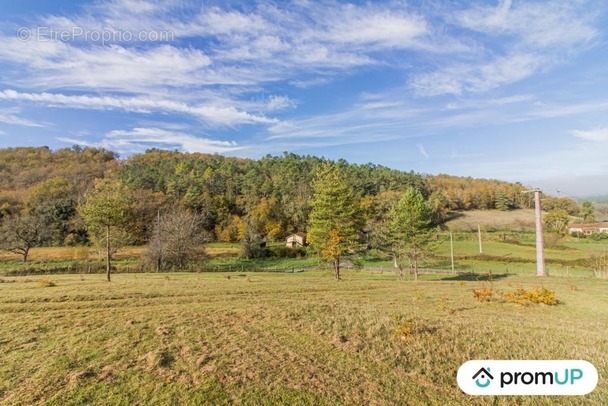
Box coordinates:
[0,0,607,196]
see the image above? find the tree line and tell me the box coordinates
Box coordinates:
[0,146,587,279]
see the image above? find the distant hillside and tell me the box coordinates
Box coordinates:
[0,146,583,246]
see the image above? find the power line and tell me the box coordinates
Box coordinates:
[555,189,581,201]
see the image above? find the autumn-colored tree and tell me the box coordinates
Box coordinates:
[249,197,284,241]
[78,178,133,281]
[582,201,596,223]
[308,163,363,280]
[0,214,48,262]
[544,208,570,236]
[216,215,246,242]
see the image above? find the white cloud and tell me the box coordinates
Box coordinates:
[264,95,297,112]
[411,52,544,96]
[59,127,243,155]
[0,39,213,91]
[0,107,46,127]
[0,89,276,126]
[411,1,599,96]
[289,77,333,89]
[455,0,598,48]
[417,144,429,158]
[0,1,452,93]
[321,5,428,48]
[571,128,608,142]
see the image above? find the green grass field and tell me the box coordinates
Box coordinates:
[1,271,606,405]
[2,235,607,276]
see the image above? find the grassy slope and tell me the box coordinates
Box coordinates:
[0,271,606,405]
[445,209,538,232]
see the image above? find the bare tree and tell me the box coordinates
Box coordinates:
[146,210,208,270]
[0,214,48,262]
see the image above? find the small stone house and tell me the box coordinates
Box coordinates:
[286,232,307,248]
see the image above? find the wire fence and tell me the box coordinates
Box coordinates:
[1,262,605,279]
[0,262,317,277]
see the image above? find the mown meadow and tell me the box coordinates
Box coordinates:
[1,270,606,405]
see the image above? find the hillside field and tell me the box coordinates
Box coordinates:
[445,209,538,231]
[0,271,606,405]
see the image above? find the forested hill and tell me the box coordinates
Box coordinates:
[0,146,580,245]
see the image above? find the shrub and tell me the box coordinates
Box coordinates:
[269,246,306,258]
[239,229,269,259]
[587,251,608,278]
[503,286,558,306]
[392,313,436,340]
[472,284,494,302]
[38,279,57,287]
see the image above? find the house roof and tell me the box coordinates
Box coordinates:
[569,222,608,229]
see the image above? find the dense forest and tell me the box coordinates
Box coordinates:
[0,146,583,251]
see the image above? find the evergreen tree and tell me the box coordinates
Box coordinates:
[582,201,595,223]
[387,188,435,280]
[495,189,510,211]
[308,163,363,280]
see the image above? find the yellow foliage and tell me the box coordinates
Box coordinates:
[217,216,246,242]
[320,229,342,260]
[503,287,557,306]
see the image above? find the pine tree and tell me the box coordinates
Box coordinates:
[308,163,363,280]
[387,188,434,280]
[495,189,510,211]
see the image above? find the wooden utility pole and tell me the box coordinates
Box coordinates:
[523,189,545,276]
[106,224,111,282]
[450,232,455,273]
[157,209,162,272]
[477,223,483,254]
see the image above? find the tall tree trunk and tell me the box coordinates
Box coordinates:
[106,224,111,282]
[334,257,341,280]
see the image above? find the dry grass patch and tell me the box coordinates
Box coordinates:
[446,209,536,231]
[0,272,606,405]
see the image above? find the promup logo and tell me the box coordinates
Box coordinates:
[457,360,598,395]
[472,367,494,388]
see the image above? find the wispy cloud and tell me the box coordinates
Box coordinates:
[454,0,598,48]
[571,128,608,142]
[410,1,599,96]
[417,144,429,158]
[0,0,606,193]
[59,127,243,155]
[411,52,544,96]
[0,89,276,126]
[0,107,46,127]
